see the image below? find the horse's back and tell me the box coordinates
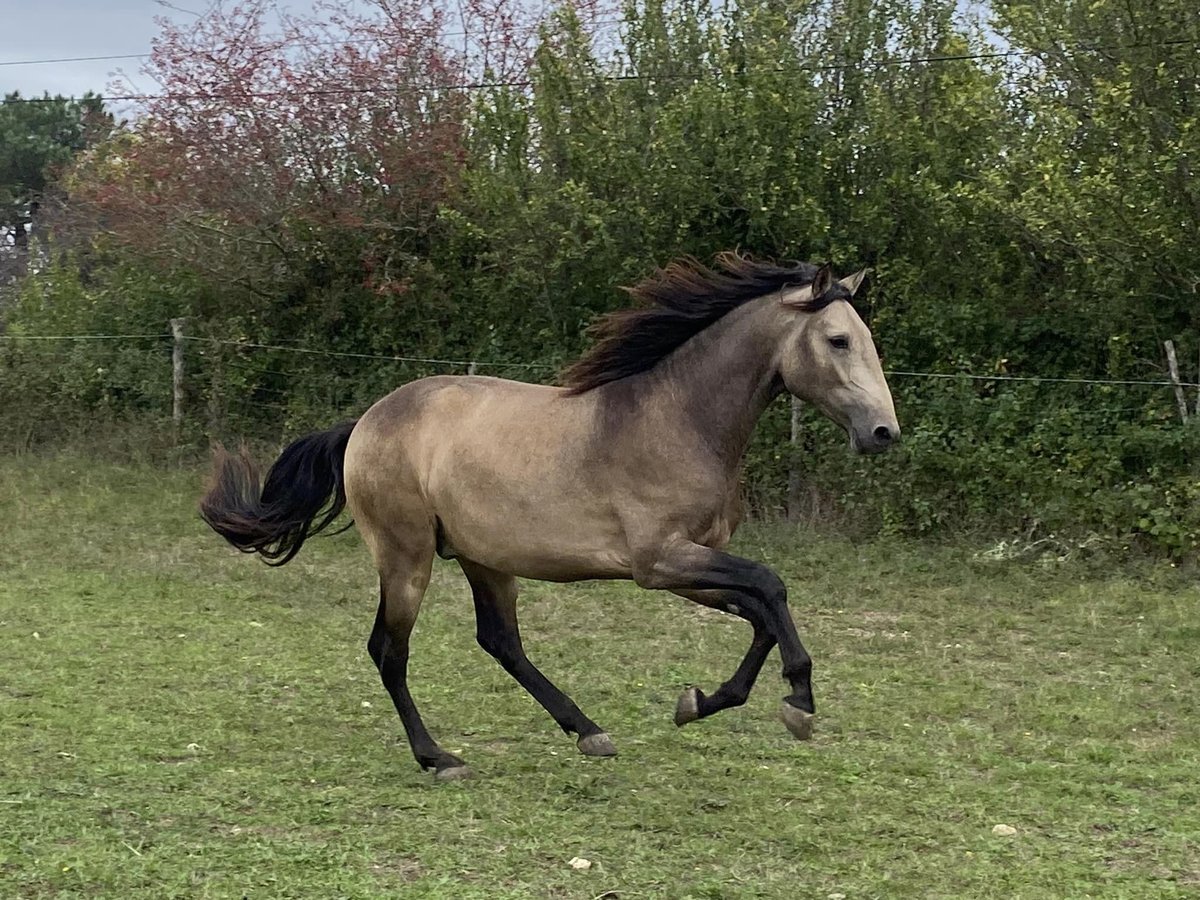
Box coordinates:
[349,374,582,457]
[346,374,563,493]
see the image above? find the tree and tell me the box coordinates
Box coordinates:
[65,1,464,305]
[989,0,1200,371]
[0,92,111,283]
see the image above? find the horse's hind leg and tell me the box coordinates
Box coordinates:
[367,535,470,780]
[671,589,775,725]
[460,560,615,758]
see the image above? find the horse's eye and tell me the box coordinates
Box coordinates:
[829,336,850,350]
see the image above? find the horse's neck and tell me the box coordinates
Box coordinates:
[644,297,785,470]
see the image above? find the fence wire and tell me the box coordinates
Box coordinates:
[3,331,1199,389]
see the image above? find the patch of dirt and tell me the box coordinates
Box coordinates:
[1128,729,1177,752]
[1103,835,1199,886]
[479,736,521,752]
[856,610,903,625]
[839,625,910,641]
[155,755,199,765]
[685,605,738,622]
[370,856,424,882]
[224,823,298,840]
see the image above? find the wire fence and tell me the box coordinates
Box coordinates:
[2,331,1198,388]
[5,325,1198,533]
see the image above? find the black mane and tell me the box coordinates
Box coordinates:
[560,251,835,394]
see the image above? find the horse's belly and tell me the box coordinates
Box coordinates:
[437,515,632,581]
[429,468,633,580]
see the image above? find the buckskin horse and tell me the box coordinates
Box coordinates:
[200,252,900,779]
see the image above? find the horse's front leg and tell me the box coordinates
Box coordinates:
[670,589,776,725]
[634,539,815,740]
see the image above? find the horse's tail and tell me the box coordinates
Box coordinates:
[199,419,358,566]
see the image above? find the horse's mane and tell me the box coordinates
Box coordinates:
[560,251,837,394]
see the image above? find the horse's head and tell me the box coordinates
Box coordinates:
[776,266,900,455]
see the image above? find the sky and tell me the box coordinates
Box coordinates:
[2,1,188,100]
[0,1,348,105]
[1,0,1001,107]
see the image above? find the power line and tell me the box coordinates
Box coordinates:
[1,31,1195,73]
[3,37,1197,106]
[0,52,152,68]
[0,19,628,69]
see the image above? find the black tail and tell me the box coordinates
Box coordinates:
[199,420,358,566]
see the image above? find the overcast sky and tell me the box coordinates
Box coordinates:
[2,1,183,101]
[2,0,999,109]
[0,1,344,107]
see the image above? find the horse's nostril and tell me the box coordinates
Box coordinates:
[874,425,893,443]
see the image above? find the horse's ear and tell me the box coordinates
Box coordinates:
[780,263,835,309]
[840,267,870,296]
[811,264,834,298]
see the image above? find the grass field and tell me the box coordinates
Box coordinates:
[1,455,1199,899]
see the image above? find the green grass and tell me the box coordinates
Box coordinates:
[1,455,1198,898]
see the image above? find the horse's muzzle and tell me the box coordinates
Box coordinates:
[851,422,900,455]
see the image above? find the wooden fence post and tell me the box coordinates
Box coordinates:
[170,318,186,439]
[1163,339,1188,424]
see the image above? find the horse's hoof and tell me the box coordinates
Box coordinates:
[674,687,702,726]
[435,764,473,781]
[780,702,814,741]
[577,732,617,757]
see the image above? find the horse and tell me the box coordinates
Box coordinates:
[200,252,900,779]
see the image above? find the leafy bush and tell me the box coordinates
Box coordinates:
[3,0,1198,557]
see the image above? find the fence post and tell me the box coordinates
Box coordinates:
[1163,339,1188,424]
[170,318,186,439]
[787,396,803,523]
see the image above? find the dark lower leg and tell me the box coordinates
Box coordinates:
[469,578,605,739]
[674,589,776,720]
[367,600,464,773]
[760,601,815,714]
[637,542,814,716]
[693,625,776,718]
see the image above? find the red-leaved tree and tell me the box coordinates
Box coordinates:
[63,0,611,302]
[69,1,460,298]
